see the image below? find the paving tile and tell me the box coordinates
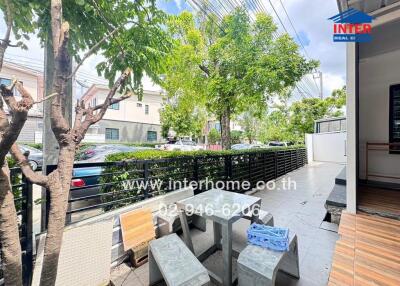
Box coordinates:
[121,272,143,286]
[111,162,344,286]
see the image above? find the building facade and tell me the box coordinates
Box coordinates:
[0,62,44,143]
[82,84,164,143]
[337,0,400,213]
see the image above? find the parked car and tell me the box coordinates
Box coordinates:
[267,141,292,147]
[19,145,43,171]
[231,143,268,150]
[78,144,152,163]
[161,140,205,151]
[71,145,153,198]
[231,143,251,150]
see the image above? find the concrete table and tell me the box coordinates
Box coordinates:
[177,189,261,286]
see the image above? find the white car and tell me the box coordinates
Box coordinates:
[162,140,205,151]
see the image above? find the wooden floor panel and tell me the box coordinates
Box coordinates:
[329,212,400,286]
[358,187,400,218]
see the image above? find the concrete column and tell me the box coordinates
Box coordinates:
[346,42,357,214]
[43,39,73,167]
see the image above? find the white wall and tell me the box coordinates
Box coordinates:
[0,64,41,101]
[307,132,347,163]
[305,134,314,162]
[359,21,400,183]
[96,89,163,125]
[35,131,105,144]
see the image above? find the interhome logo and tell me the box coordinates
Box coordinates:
[329,8,374,42]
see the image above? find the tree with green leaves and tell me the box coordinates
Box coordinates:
[230,130,243,144]
[160,93,207,139]
[259,86,346,143]
[289,86,346,137]
[162,8,317,149]
[236,106,266,143]
[259,105,294,143]
[207,128,220,144]
[0,1,171,285]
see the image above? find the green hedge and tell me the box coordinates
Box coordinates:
[105,145,305,161]
[25,143,43,150]
[6,156,16,168]
[98,146,306,211]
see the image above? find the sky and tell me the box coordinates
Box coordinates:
[0,0,346,99]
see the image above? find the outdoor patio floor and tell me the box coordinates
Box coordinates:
[111,161,345,286]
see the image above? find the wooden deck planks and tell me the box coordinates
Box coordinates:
[329,212,400,286]
[358,187,400,218]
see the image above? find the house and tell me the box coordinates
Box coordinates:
[336,0,400,215]
[328,1,400,284]
[0,62,44,143]
[81,84,164,143]
[1,61,165,144]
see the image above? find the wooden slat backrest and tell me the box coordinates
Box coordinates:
[120,208,155,251]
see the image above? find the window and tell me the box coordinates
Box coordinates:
[147,131,157,142]
[105,128,119,141]
[145,105,149,115]
[0,78,22,97]
[137,103,142,108]
[390,84,400,153]
[91,97,97,107]
[0,78,11,86]
[110,102,120,110]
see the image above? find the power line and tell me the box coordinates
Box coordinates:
[278,0,321,94]
[267,0,289,34]
[188,0,319,99]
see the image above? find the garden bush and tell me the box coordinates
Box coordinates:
[98,146,305,211]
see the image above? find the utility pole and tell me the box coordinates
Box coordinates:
[313,71,323,99]
[43,39,73,167]
[41,37,73,230]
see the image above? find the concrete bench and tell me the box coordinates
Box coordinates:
[157,204,206,237]
[149,233,210,286]
[237,233,299,286]
[243,210,274,226]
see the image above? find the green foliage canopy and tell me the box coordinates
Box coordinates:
[2,0,172,97]
[259,86,347,143]
[161,8,318,146]
[207,128,220,144]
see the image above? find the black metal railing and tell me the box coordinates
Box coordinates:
[41,148,307,226]
[6,147,306,284]
[0,168,33,286]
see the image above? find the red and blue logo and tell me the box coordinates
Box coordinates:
[329,8,374,42]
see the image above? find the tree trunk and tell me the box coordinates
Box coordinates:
[40,144,75,286]
[0,163,23,286]
[221,106,231,150]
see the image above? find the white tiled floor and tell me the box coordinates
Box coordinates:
[111,162,345,286]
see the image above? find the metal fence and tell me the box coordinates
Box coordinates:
[0,168,33,286]
[41,148,307,226]
[4,147,306,284]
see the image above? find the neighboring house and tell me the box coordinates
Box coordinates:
[81,84,164,143]
[0,62,44,143]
